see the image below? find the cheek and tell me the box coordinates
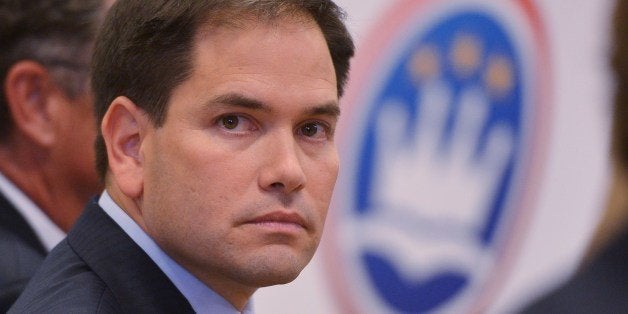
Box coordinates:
[306,153,339,214]
[54,108,99,188]
[141,155,223,258]
[314,151,339,192]
[142,133,254,229]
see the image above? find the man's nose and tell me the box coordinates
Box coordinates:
[258,131,307,194]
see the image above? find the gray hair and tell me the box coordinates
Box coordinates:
[0,0,106,139]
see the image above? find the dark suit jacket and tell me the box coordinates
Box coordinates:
[521,226,628,313]
[0,191,47,312]
[9,200,195,313]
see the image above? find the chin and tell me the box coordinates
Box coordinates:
[253,267,303,287]
[241,251,311,287]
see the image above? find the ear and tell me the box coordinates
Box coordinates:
[4,61,57,146]
[101,96,149,199]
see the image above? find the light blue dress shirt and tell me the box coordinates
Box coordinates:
[99,191,254,314]
[0,171,64,251]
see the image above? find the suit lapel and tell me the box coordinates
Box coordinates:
[0,191,46,256]
[67,201,194,313]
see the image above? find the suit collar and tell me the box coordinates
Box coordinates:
[67,201,194,313]
[0,191,46,256]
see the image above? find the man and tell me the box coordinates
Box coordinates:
[10,0,355,312]
[0,0,111,311]
[521,0,628,312]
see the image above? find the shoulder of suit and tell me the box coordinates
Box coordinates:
[8,240,122,313]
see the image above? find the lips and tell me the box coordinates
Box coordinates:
[246,211,308,230]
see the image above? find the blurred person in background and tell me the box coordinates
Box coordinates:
[521,0,628,312]
[0,0,112,311]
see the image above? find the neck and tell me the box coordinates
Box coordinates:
[0,139,86,231]
[584,166,628,265]
[184,261,257,311]
[106,183,256,311]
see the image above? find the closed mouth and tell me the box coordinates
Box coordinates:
[247,211,308,230]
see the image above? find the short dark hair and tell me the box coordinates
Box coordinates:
[92,0,355,180]
[611,0,628,170]
[0,0,105,140]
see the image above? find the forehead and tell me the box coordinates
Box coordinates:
[180,14,337,102]
[193,12,329,64]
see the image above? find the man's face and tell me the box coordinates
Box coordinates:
[138,16,339,294]
[52,85,100,225]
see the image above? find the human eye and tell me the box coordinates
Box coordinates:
[297,121,333,141]
[216,114,257,134]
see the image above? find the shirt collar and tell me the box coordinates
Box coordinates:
[99,190,253,314]
[0,171,65,251]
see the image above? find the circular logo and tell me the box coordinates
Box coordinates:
[325,1,549,313]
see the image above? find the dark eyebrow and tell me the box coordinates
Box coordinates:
[307,102,341,119]
[210,93,270,112]
[209,92,340,118]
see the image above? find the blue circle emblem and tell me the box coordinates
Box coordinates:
[325,2,548,313]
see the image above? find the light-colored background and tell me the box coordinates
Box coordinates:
[254,0,615,312]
